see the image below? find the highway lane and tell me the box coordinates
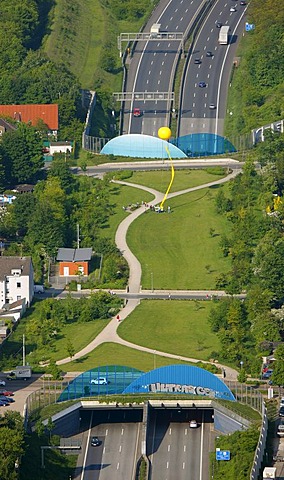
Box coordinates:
[180,0,248,137]
[83,420,141,480]
[125,0,207,137]
[148,409,213,480]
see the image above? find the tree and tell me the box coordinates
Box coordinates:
[46,417,55,444]
[66,339,75,359]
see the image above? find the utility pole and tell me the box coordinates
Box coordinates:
[77,224,80,249]
[23,334,26,366]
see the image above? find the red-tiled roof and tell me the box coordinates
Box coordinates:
[0,104,58,130]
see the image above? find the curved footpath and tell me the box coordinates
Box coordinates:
[57,168,241,380]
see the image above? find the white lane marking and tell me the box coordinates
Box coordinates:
[168,444,171,452]
[184,445,186,452]
[164,52,167,56]
[168,43,171,47]
[170,16,173,20]
[166,461,169,469]
[103,447,106,454]
[185,428,188,435]
[193,103,195,107]
[183,462,185,469]
[121,428,124,435]
[151,60,153,65]
[209,64,212,69]
[165,25,169,29]
[146,79,149,84]
[157,43,160,47]
[149,70,151,75]
[207,36,210,41]
[180,17,183,21]
[203,113,206,117]
[169,428,172,435]
[199,412,204,480]
[193,92,196,97]
[185,8,188,12]
[192,113,195,117]
[176,25,179,30]
[119,445,122,452]
[175,8,178,12]
[80,411,93,480]
[162,61,164,65]
[154,52,156,56]
[106,429,108,436]
[158,80,161,84]
[207,73,210,78]
[159,70,162,75]
[117,463,120,470]
[205,93,207,98]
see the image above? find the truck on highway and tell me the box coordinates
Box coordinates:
[218,26,230,45]
[7,366,32,381]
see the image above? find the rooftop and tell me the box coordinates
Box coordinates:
[57,248,92,262]
[0,256,32,281]
[0,104,58,130]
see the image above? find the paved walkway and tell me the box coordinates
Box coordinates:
[57,169,241,380]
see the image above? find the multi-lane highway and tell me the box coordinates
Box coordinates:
[125,0,207,137]
[179,0,248,137]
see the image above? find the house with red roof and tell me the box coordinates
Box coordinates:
[0,104,58,136]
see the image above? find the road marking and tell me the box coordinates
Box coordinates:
[175,8,178,12]
[80,411,93,480]
[119,445,122,452]
[158,80,160,84]
[154,52,156,56]
[180,17,183,21]
[166,461,169,469]
[168,43,171,47]
[106,429,108,435]
[207,36,210,41]
[146,79,149,84]
[149,70,151,75]
[193,103,195,107]
[162,61,164,65]
[170,16,173,20]
[164,52,167,56]
[159,70,162,75]
[205,93,207,98]
[121,428,124,435]
[157,43,160,47]
[103,447,106,454]
[168,444,171,452]
[169,428,172,435]
[183,462,185,469]
[193,92,196,97]
[151,60,153,65]
[184,445,186,452]
[117,463,120,470]
[185,428,188,435]
[199,411,204,480]
[185,8,188,12]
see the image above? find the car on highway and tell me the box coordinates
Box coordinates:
[189,420,198,428]
[0,380,6,386]
[133,107,142,117]
[0,390,14,396]
[209,104,216,109]
[90,377,109,385]
[230,7,237,12]
[240,1,246,4]
[279,406,284,417]
[194,58,201,64]
[91,436,101,447]
[216,22,222,28]
[206,51,213,57]
[198,82,206,88]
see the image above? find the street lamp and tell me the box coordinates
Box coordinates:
[240,361,243,369]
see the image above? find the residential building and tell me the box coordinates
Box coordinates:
[0,257,34,309]
[56,248,92,276]
[0,104,58,137]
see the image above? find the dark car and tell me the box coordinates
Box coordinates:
[198,82,207,88]
[240,1,246,4]
[206,51,213,57]
[194,58,201,64]
[0,399,10,407]
[133,108,141,117]
[91,436,101,447]
[216,22,222,28]
[279,406,284,417]
[0,396,15,403]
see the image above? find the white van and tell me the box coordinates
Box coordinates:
[90,377,108,385]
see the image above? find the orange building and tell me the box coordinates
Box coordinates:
[57,248,92,277]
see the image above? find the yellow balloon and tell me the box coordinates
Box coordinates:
[158,126,172,140]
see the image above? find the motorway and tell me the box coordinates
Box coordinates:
[179,0,248,136]
[125,0,207,136]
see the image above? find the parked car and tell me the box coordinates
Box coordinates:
[189,420,198,428]
[280,397,284,408]
[90,377,109,385]
[0,380,6,386]
[91,436,101,447]
[262,369,273,379]
[0,399,10,407]
[0,396,14,403]
[279,406,284,417]
[277,419,284,437]
[0,390,14,396]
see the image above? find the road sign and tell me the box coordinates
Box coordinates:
[216,449,230,461]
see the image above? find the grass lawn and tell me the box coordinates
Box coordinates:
[103,183,154,240]
[127,183,231,289]
[127,168,226,193]
[117,300,220,361]
[0,301,110,367]
[61,341,200,372]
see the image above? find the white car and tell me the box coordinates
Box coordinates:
[189,420,198,428]
[230,7,236,12]
[0,380,6,387]
[90,377,108,385]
